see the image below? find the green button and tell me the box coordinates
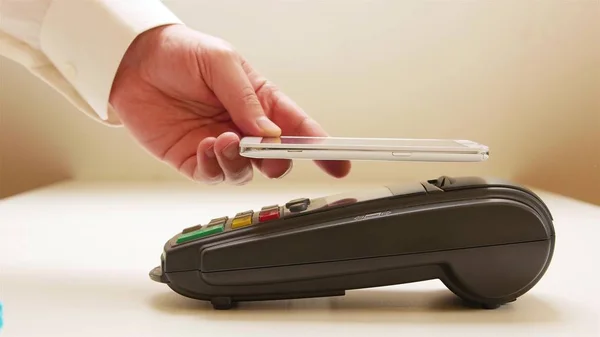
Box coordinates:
[176,224,224,244]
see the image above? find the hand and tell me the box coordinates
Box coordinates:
[109,24,350,185]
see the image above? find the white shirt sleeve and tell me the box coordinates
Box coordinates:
[0,0,183,126]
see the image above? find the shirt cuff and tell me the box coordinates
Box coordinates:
[39,0,183,121]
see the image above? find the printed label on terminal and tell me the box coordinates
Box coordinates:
[354,211,392,221]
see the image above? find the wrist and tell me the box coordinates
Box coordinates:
[117,24,180,76]
[110,24,182,107]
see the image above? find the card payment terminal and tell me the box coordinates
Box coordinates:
[150,176,555,310]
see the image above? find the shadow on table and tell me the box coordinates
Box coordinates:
[148,287,560,324]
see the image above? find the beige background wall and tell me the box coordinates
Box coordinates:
[1,0,599,204]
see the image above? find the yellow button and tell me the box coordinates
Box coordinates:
[231,215,252,229]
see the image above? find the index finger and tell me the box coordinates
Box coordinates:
[241,60,351,178]
[258,83,351,178]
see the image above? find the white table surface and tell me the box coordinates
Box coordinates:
[1,179,598,337]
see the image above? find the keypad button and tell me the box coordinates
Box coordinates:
[182,224,202,234]
[176,224,224,244]
[261,204,279,211]
[231,215,253,229]
[286,198,311,212]
[286,198,309,206]
[235,210,253,217]
[207,216,228,227]
[289,203,309,212]
[259,208,280,222]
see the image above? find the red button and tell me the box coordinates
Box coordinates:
[259,208,280,222]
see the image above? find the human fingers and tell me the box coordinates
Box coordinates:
[240,60,351,178]
[192,137,225,184]
[287,114,352,178]
[206,55,293,179]
[213,132,254,185]
[205,47,281,137]
[194,133,291,181]
[242,69,351,177]
[250,157,293,179]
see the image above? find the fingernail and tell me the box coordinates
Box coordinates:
[256,116,281,136]
[223,142,239,160]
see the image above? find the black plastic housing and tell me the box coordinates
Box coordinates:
[150,176,555,310]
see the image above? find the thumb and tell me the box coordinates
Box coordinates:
[209,53,281,136]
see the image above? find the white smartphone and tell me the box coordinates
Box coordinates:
[239,136,489,162]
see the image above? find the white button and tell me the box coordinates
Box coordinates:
[63,63,77,79]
